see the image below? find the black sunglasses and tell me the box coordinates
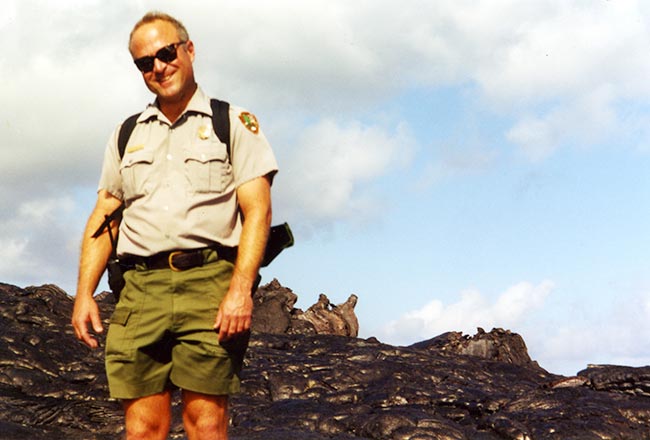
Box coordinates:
[133,41,186,73]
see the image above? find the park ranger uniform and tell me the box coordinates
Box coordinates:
[98,87,278,399]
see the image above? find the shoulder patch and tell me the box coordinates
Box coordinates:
[238,112,260,134]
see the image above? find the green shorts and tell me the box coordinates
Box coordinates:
[105,253,248,400]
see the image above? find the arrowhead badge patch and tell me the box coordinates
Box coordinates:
[238,112,260,134]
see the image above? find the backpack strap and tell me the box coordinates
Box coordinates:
[209,99,231,158]
[117,113,140,160]
[117,99,231,160]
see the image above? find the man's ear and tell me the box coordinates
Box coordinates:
[185,40,195,62]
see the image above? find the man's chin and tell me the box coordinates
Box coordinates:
[146,79,176,96]
[151,86,180,102]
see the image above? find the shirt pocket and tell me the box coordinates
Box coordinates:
[183,145,232,193]
[120,149,155,201]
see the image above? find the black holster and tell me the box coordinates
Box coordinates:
[106,258,125,303]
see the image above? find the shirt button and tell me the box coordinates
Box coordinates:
[167,154,173,160]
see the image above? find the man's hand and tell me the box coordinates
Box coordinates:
[213,176,272,342]
[72,295,104,349]
[213,269,254,341]
[72,189,121,349]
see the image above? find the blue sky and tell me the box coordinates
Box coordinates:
[2,0,650,376]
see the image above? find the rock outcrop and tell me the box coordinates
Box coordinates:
[252,278,359,337]
[411,327,544,370]
[2,282,650,439]
[578,364,650,397]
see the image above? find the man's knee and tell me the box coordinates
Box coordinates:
[125,421,170,440]
[182,391,229,439]
[123,392,172,440]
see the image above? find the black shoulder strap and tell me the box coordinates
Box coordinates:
[117,113,140,160]
[209,99,231,158]
[117,99,231,160]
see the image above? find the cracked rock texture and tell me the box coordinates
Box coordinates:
[252,279,359,337]
[1,282,650,439]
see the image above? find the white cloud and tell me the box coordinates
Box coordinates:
[470,1,650,161]
[0,0,16,29]
[530,290,650,374]
[276,119,414,228]
[473,1,650,103]
[0,196,83,291]
[507,86,617,161]
[506,117,558,162]
[0,2,145,190]
[378,280,555,346]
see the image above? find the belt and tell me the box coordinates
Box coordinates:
[122,245,237,272]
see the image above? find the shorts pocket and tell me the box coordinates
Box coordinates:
[110,307,132,326]
[106,306,134,359]
[183,145,231,193]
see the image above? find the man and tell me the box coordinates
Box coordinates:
[71,11,277,440]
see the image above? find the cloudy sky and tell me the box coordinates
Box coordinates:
[2,0,650,376]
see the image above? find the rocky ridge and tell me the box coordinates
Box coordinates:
[1,281,650,439]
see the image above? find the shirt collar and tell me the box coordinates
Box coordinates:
[138,87,212,123]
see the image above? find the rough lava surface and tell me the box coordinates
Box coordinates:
[1,282,650,439]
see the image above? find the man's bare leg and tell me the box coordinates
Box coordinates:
[182,390,229,440]
[123,391,172,440]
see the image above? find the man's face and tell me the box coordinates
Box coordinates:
[130,20,196,105]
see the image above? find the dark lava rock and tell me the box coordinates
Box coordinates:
[578,364,650,397]
[410,327,544,370]
[252,278,359,337]
[2,281,650,439]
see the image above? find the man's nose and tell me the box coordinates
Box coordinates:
[153,57,168,74]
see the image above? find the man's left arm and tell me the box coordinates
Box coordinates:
[214,174,272,341]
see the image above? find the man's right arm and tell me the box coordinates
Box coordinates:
[71,190,123,349]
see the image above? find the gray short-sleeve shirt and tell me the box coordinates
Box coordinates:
[98,88,278,257]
